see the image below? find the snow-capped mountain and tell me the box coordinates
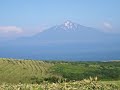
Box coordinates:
[59,20,79,30]
[33,20,108,43]
[0,20,120,60]
[45,20,97,32]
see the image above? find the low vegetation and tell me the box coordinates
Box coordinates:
[0,77,119,90]
[51,61,120,81]
[0,58,120,89]
[0,58,53,84]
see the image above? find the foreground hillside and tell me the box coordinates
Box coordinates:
[0,58,120,89]
[0,78,120,90]
[0,58,120,83]
[0,58,53,84]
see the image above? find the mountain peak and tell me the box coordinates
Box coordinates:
[64,20,74,29]
[57,20,79,31]
[53,20,91,32]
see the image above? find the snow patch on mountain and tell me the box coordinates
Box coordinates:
[64,20,73,29]
[57,20,79,31]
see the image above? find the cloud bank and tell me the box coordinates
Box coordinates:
[0,26,23,33]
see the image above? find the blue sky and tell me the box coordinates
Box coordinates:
[0,0,120,38]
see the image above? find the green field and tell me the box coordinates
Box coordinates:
[51,61,120,81]
[0,58,120,89]
[0,58,53,84]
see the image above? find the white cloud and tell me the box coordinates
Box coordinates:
[103,22,112,29]
[101,22,114,33]
[0,26,23,34]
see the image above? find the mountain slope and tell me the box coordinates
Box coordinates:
[31,20,119,44]
[33,20,106,42]
[0,58,53,84]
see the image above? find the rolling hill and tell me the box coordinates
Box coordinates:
[0,58,120,84]
[0,58,53,84]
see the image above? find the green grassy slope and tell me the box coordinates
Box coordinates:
[0,58,53,84]
[51,61,120,81]
[0,58,120,85]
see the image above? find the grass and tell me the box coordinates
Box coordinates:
[0,58,53,84]
[0,58,120,89]
[51,61,120,81]
[0,77,119,90]
[100,80,120,87]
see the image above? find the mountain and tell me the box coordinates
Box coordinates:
[32,20,119,44]
[33,20,105,42]
[0,20,120,61]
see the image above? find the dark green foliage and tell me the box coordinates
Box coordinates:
[44,76,58,83]
[51,61,120,81]
[30,76,43,84]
